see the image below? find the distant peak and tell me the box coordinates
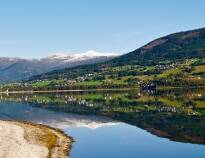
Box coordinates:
[45,50,118,60]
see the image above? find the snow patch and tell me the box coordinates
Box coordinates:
[44,50,118,63]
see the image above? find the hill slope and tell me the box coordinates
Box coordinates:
[30,27,205,81]
[111,27,205,65]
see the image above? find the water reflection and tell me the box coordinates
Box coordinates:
[0,101,118,129]
[0,88,205,144]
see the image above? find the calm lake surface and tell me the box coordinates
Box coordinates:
[0,89,205,158]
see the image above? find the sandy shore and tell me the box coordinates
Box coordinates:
[0,120,73,158]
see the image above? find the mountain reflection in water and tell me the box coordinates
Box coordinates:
[0,88,205,145]
[0,101,118,129]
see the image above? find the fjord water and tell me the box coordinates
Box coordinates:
[0,89,205,158]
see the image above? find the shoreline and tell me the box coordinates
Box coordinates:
[1,86,205,94]
[0,120,73,158]
[0,88,139,94]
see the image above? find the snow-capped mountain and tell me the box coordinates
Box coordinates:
[44,50,117,62]
[0,51,117,83]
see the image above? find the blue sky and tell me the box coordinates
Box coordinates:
[0,0,205,58]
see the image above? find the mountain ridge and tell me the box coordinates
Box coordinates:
[0,51,117,83]
[29,27,205,82]
[110,27,205,65]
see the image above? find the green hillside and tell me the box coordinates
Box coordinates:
[31,27,205,80]
[2,27,205,91]
[111,27,205,65]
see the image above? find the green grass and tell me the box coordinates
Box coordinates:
[195,101,205,108]
[158,68,182,78]
[136,96,155,102]
[193,65,205,73]
[75,81,103,86]
[136,75,154,81]
[145,66,155,71]
[76,94,104,100]
[105,79,127,85]
[31,79,66,88]
[158,98,182,107]
[32,81,51,88]
[31,95,53,103]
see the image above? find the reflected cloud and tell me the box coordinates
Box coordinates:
[0,101,119,130]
